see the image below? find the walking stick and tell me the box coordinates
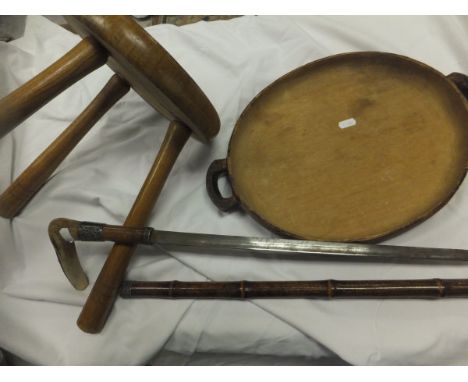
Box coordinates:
[48,217,468,291]
[49,218,468,301]
[119,279,468,299]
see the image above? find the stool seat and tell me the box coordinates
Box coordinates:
[66,16,219,141]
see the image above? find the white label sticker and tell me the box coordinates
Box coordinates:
[339,118,357,129]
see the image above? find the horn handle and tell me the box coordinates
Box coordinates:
[77,120,191,334]
[0,37,107,140]
[0,74,129,218]
[48,218,89,291]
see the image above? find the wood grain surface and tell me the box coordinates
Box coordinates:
[0,16,220,332]
[76,121,192,333]
[221,52,468,242]
[65,15,220,142]
[64,16,220,333]
[0,75,130,218]
[0,15,220,219]
[0,37,107,139]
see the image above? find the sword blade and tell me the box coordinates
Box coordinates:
[150,230,468,263]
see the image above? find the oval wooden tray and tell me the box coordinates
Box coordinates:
[207,52,468,242]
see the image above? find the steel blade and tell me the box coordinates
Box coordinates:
[150,230,468,263]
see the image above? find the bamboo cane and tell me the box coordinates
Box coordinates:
[120,279,468,299]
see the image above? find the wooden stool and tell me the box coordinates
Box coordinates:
[0,16,219,333]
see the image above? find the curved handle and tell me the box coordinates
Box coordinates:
[0,37,107,140]
[447,72,468,101]
[206,159,239,212]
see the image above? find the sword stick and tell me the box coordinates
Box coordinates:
[49,218,468,293]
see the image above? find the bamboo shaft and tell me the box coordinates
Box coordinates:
[0,38,107,139]
[0,75,130,218]
[77,120,191,333]
[120,279,468,299]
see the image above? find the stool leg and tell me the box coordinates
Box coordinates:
[0,74,130,218]
[0,37,107,139]
[77,120,191,333]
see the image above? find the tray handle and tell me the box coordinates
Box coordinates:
[447,72,468,101]
[206,159,239,212]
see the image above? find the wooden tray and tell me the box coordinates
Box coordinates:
[207,52,468,242]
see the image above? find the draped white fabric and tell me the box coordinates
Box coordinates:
[0,15,467,365]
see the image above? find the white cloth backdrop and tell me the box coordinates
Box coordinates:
[1,15,468,365]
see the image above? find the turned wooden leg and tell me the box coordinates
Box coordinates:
[77,120,191,333]
[0,74,130,218]
[0,37,107,139]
